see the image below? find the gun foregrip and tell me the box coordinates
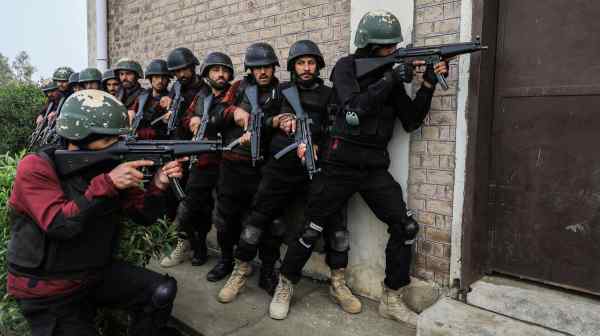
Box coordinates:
[170,177,186,201]
[437,73,449,90]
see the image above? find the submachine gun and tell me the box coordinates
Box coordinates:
[355,38,488,90]
[273,85,320,179]
[53,138,227,201]
[28,101,55,150]
[166,81,185,137]
[244,85,264,166]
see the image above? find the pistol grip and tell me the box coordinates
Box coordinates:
[437,73,449,90]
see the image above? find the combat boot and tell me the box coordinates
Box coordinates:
[329,268,362,314]
[190,238,208,266]
[217,260,252,303]
[379,282,418,325]
[160,239,191,268]
[269,274,294,320]
[207,257,234,282]
[258,264,278,296]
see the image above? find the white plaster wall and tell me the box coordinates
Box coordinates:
[307,0,415,299]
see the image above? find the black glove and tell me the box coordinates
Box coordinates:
[423,61,449,87]
[386,62,413,84]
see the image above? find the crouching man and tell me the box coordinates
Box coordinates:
[6,90,184,336]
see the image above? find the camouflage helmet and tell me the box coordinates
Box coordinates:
[56,89,130,141]
[41,80,58,93]
[167,47,199,71]
[287,40,325,72]
[102,69,118,84]
[78,67,103,83]
[244,42,279,70]
[113,58,143,78]
[145,59,171,78]
[354,10,404,49]
[200,52,234,78]
[53,66,75,81]
[68,72,80,85]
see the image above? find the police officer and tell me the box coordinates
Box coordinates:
[7,89,184,336]
[114,58,145,109]
[69,72,82,93]
[270,11,448,324]
[161,47,204,140]
[78,67,103,90]
[160,52,233,271]
[216,42,287,301]
[52,66,75,96]
[35,80,61,126]
[222,40,362,312]
[102,69,120,97]
[129,59,171,140]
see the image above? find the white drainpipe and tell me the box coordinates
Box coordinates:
[95,0,108,71]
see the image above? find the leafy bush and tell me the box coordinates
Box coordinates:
[0,82,45,154]
[0,152,179,335]
[0,151,29,336]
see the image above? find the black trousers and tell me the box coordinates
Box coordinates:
[280,162,414,290]
[176,163,219,243]
[235,156,348,270]
[17,261,175,336]
[215,159,279,266]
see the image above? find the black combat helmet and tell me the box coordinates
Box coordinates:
[244,42,279,70]
[200,52,234,78]
[145,59,171,78]
[287,40,325,71]
[68,72,80,86]
[167,47,199,71]
[101,69,118,84]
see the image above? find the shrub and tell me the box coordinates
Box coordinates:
[0,82,45,154]
[0,152,179,335]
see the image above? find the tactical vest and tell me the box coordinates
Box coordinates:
[193,86,226,141]
[222,78,282,158]
[331,56,397,148]
[269,81,331,156]
[8,148,122,279]
[123,85,144,109]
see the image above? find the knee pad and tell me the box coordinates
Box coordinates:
[240,225,262,245]
[152,276,177,309]
[329,230,350,252]
[403,211,419,245]
[299,222,323,249]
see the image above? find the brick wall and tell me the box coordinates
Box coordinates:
[102,0,463,289]
[106,0,351,82]
[409,0,461,287]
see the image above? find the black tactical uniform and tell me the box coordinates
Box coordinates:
[280,49,435,291]
[212,43,284,291]
[175,52,234,268]
[166,47,205,140]
[130,60,171,140]
[235,41,350,281]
